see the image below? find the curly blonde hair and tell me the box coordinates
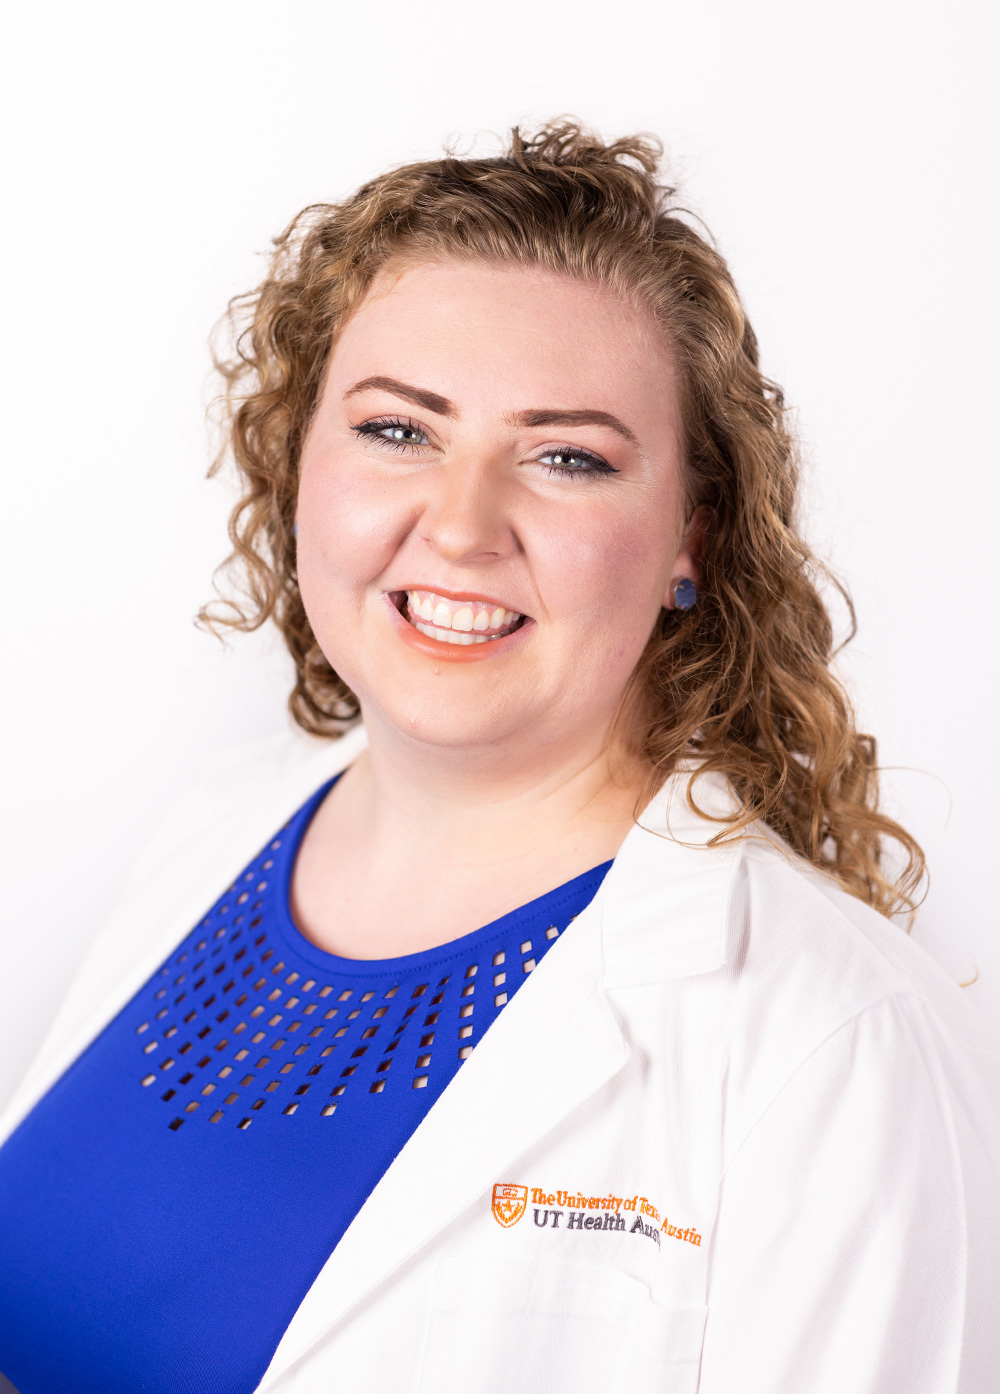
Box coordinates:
[202,119,925,919]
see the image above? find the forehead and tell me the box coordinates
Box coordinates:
[325,259,679,430]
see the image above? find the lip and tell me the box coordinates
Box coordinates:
[383,590,533,664]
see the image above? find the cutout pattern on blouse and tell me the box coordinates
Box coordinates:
[134,831,578,1133]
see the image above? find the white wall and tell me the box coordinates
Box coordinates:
[1,0,996,1112]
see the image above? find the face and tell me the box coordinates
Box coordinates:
[296,259,700,761]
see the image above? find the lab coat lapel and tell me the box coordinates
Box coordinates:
[600,766,744,986]
[256,883,630,1389]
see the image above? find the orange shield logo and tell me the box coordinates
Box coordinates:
[492,1183,528,1228]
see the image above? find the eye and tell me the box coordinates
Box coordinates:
[352,416,431,452]
[537,447,617,478]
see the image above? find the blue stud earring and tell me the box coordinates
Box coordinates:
[672,577,697,610]
[293,521,298,537]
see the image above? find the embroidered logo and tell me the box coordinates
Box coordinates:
[492,1182,528,1228]
[491,1183,702,1249]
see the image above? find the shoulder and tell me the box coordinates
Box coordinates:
[611,768,999,1159]
[0,725,367,1142]
[640,765,994,1054]
[712,828,1000,1165]
[733,831,995,1056]
[121,722,367,896]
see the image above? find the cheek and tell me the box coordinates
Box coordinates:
[297,461,409,603]
[537,501,672,645]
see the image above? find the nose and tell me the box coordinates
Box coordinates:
[416,457,516,566]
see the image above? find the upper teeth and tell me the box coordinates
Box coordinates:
[405,591,522,634]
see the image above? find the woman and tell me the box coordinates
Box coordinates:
[0,122,996,1394]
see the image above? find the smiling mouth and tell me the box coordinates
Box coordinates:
[392,589,528,646]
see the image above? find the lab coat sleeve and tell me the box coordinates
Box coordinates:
[697,993,1000,1394]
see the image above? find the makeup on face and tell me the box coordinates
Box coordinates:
[295,259,692,748]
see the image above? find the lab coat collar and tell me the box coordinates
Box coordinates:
[256,760,745,1387]
[602,763,746,987]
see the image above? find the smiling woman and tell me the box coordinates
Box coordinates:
[0,122,997,1394]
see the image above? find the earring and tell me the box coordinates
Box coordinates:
[672,577,697,610]
[293,521,299,537]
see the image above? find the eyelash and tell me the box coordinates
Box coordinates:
[352,416,428,453]
[538,447,617,478]
[351,415,618,478]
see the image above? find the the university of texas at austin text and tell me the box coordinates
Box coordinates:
[491,1183,701,1249]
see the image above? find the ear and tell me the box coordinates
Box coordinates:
[662,503,709,609]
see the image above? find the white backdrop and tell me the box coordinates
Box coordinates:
[1,0,996,1114]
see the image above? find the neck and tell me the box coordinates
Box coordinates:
[291,704,650,957]
[357,703,642,861]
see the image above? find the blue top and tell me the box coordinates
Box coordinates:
[0,778,612,1394]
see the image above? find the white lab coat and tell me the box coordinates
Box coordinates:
[2,723,998,1393]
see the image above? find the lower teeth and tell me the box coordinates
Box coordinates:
[412,619,503,645]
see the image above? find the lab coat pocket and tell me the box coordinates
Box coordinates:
[415,1253,707,1394]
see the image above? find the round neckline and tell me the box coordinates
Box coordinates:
[266,775,613,978]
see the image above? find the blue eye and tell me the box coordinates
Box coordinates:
[353,417,429,451]
[538,448,617,477]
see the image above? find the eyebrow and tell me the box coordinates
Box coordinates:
[514,408,638,446]
[343,376,639,445]
[344,376,456,417]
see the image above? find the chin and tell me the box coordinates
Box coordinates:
[369,691,532,750]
